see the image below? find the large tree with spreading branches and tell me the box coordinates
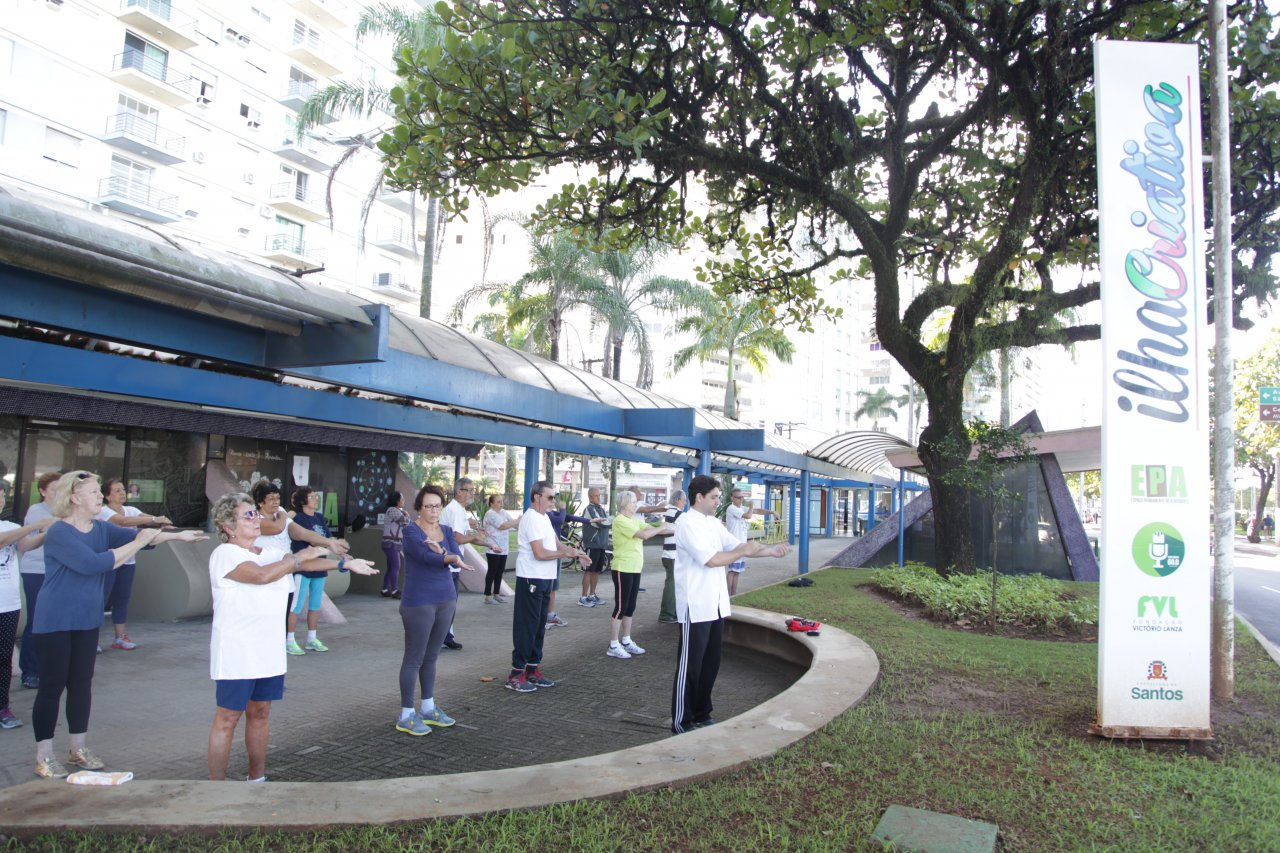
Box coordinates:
[381,0,1280,572]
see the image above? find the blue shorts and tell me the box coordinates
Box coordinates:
[215,674,285,711]
[728,560,747,573]
[292,575,326,613]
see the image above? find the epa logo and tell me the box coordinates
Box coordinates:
[1131,465,1186,499]
[1131,522,1185,577]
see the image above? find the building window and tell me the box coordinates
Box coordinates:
[239,102,262,128]
[250,6,270,22]
[869,375,890,385]
[191,64,217,104]
[0,108,7,145]
[869,341,883,351]
[288,66,317,101]
[43,127,80,168]
[292,19,321,50]
[122,32,169,81]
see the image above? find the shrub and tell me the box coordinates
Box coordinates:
[870,562,1098,633]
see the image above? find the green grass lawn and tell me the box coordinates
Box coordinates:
[13,568,1280,852]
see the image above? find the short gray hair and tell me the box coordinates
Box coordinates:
[213,492,253,543]
[453,477,473,497]
[671,489,686,504]
[616,489,636,511]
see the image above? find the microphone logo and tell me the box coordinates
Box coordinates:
[1132,522,1186,578]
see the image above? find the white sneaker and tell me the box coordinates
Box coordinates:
[621,640,646,655]
[577,596,595,607]
[606,644,632,659]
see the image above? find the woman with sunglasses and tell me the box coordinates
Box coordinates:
[32,471,207,779]
[207,493,376,781]
[394,484,463,736]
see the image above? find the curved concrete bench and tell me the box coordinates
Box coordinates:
[0,606,878,833]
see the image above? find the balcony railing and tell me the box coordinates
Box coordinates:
[111,50,194,93]
[104,112,185,155]
[121,0,194,27]
[284,78,317,101]
[268,181,317,206]
[97,175,179,217]
[264,233,320,261]
[372,273,412,292]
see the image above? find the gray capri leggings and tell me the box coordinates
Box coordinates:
[398,600,457,708]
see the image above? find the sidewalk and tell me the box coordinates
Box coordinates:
[0,536,853,788]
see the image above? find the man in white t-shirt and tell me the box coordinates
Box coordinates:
[439,477,483,650]
[671,475,788,734]
[507,480,590,693]
[724,487,778,596]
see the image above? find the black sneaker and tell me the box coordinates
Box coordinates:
[21,675,38,690]
[443,639,463,650]
[693,718,717,728]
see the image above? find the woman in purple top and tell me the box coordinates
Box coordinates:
[32,471,205,779]
[394,484,462,736]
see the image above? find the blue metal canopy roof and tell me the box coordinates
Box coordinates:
[0,185,892,486]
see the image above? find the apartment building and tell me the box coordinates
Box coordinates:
[0,0,428,309]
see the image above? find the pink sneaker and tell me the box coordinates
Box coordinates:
[111,636,138,650]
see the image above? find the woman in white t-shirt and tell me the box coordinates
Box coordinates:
[0,487,56,730]
[205,492,376,782]
[95,479,172,651]
[481,494,519,604]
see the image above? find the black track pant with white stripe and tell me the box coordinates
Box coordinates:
[671,616,723,734]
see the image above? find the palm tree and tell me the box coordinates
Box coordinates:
[295,3,444,318]
[855,387,901,431]
[589,242,696,388]
[449,228,606,363]
[670,293,795,421]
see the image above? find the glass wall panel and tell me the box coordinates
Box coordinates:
[126,428,209,528]
[287,448,347,531]
[223,436,288,494]
[18,424,125,517]
[0,415,19,522]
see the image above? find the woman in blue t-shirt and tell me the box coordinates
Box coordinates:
[285,487,342,655]
[393,484,462,736]
[33,471,205,778]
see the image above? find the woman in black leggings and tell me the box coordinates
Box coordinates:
[32,471,205,779]
[480,494,518,604]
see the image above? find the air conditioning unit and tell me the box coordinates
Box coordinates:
[195,96,212,106]
[192,151,206,163]
[258,205,273,218]
[246,120,261,129]
[243,172,256,184]
[237,34,251,46]
[185,209,199,218]
[47,0,64,7]
[226,27,239,38]
[375,273,393,286]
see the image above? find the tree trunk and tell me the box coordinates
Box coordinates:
[504,445,518,505]
[1249,464,1275,543]
[999,349,1011,427]
[612,336,624,381]
[548,313,562,363]
[917,392,975,575]
[989,501,999,631]
[418,196,438,320]
[723,348,737,420]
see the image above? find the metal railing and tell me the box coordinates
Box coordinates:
[105,112,185,154]
[265,233,311,256]
[111,50,194,92]
[375,224,415,248]
[121,0,196,29]
[283,78,317,101]
[98,175,179,214]
[372,273,412,292]
[268,181,317,206]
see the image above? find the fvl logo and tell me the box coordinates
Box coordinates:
[1131,465,1187,498]
[1137,595,1179,618]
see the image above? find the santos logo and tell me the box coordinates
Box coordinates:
[1132,660,1183,701]
[1131,465,1187,500]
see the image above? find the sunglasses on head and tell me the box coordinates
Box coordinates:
[240,510,260,520]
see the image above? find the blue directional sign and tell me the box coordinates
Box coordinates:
[1261,387,1280,422]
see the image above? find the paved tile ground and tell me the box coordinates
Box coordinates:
[0,537,850,787]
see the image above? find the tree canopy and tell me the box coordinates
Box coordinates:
[382,0,1280,570]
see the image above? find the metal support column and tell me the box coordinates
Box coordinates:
[897,469,907,567]
[824,486,834,536]
[788,481,797,545]
[798,470,812,574]
[523,447,541,510]
[867,484,878,531]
